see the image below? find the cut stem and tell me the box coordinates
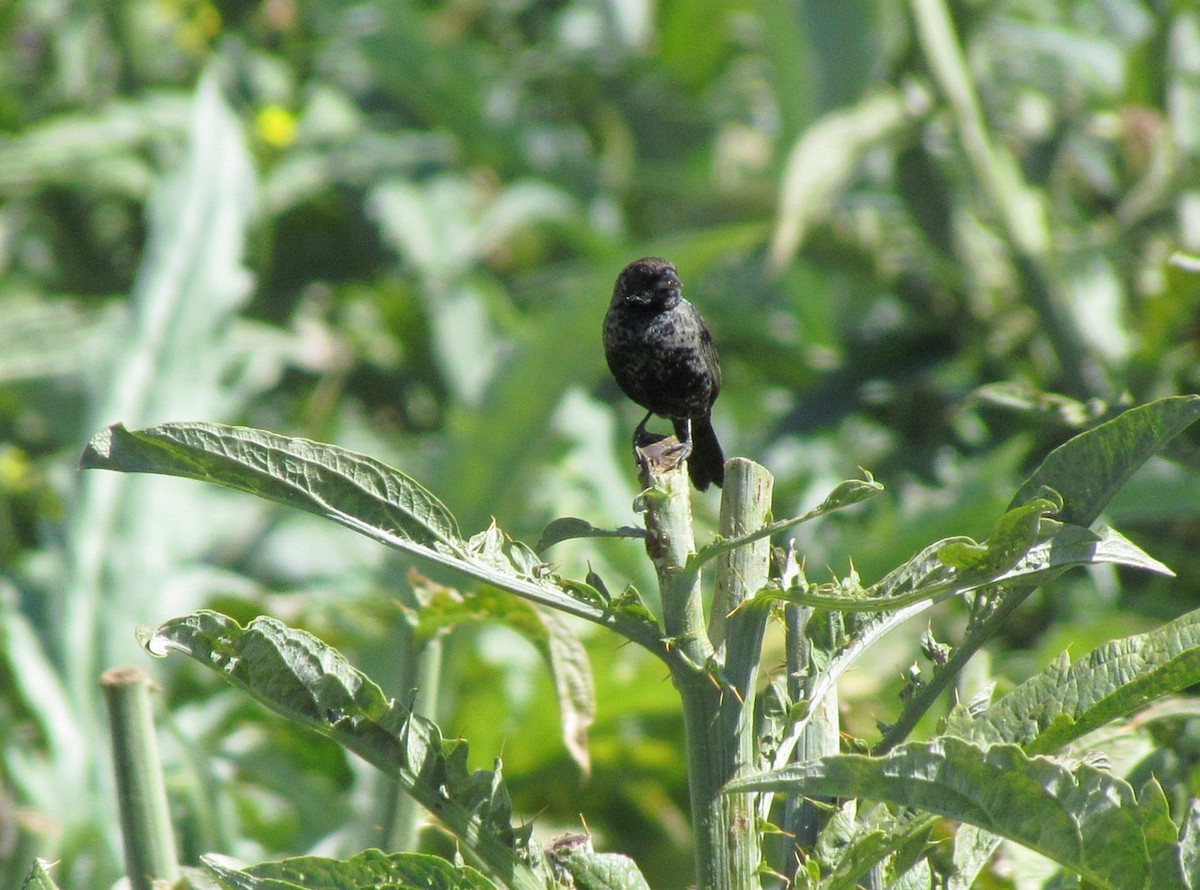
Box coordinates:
[637,450,773,889]
[101,667,180,890]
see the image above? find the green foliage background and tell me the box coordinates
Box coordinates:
[2,0,1200,887]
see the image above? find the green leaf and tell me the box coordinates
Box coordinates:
[0,296,99,383]
[1012,395,1200,526]
[763,523,1170,786]
[537,607,597,777]
[406,572,595,775]
[770,87,928,269]
[20,860,62,890]
[1179,801,1200,890]
[728,738,1186,890]
[947,824,1003,890]
[815,803,937,890]
[143,611,543,890]
[58,71,260,702]
[946,609,1200,754]
[970,382,1104,430]
[691,473,882,571]
[80,422,668,657]
[535,517,645,554]
[80,422,462,550]
[879,398,1200,756]
[755,521,1170,614]
[0,93,189,194]
[203,850,496,890]
[544,834,652,890]
[937,491,1061,574]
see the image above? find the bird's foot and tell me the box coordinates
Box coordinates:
[634,434,691,476]
[660,437,693,469]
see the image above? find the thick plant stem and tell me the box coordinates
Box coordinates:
[100,667,180,890]
[710,459,774,652]
[639,454,710,667]
[638,452,773,890]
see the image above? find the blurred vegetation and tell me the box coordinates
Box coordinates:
[2,0,1200,887]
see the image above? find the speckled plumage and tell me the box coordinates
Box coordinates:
[603,257,725,490]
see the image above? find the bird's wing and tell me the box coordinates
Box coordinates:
[699,320,721,402]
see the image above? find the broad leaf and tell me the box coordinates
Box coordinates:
[20,860,61,890]
[728,738,1185,890]
[815,803,937,890]
[946,609,1200,754]
[877,397,1200,754]
[407,571,596,775]
[81,422,462,551]
[1012,395,1200,525]
[544,834,652,890]
[947,824,1003,890]
[144,611,544,890]
[203,850,496,890]
[770,87,926,269]
[80,422,667,656]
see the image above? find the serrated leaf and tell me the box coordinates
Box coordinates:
[58,73,260,697]
[1012,395,1200,526]
[144,611,543,889]
[80,422,668,656]
[728,738,1186,890]
[535,517,645,554]
[545,834,651,890]
[203,850,496,890]
[764,525,1170,785]
[81,422,462,550]
[815,803,937,890]
[20,860,62,890]
[755,521,1170,615]
[406,572,596,776]
[692,472,882,570]
[946,609,1200,754]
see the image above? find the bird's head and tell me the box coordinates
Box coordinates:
[613,257,682,311]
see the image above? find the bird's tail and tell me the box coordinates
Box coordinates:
[675,416,725,490]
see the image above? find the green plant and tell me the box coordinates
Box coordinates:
[52,391,1200,889]
[6,1,1200,887]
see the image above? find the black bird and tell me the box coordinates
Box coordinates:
[603,257,725,490]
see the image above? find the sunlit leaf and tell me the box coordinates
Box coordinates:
[80,422,668,656]
[203,850,496,890]
[1013,395,1200,525]
[145,611,545,890]
[536,517,646,554]
[544,833,652,890]
[407,571,595,775]
[729,738,1185,890]
[20,860,61,890]
[946,609,1200,754]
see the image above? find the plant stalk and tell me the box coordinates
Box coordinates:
[100,666,180,890]
[638,451,772,889]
